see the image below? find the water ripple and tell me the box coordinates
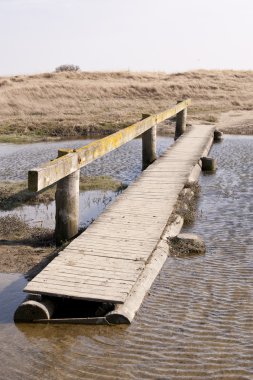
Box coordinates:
[0,135,253,379]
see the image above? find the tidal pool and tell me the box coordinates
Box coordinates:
[0,135,252,379]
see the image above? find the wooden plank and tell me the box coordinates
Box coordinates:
[45,259,144,275]
[88,216,167,228]
[55,255,144,271]
[57,252,144,266]
[82,232,160,241]
[61,249,147,261]
[64,246,148,257]
[25,284,127,304]
[64,243,147,253]
[28,99,191,191]
[91,218,166,227]
[27,277,131,296]
[63,249,148,261]
[38,266,140,281]
[67,237,157,250]
[97,212,169,220]
[34,271,135,285]
[53,259,143,274]
[35,268,136,285]
[71,236,157,247]
[27,277,133,292]
[65,242,151,254]
[44,264,142,278]
[31,276,134,291]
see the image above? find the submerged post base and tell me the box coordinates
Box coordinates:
[14,298,55,322]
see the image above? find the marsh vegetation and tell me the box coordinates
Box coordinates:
[0,70,253,142]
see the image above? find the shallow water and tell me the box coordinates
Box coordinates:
[0,136,253,379]
[0,136,172,184]
[0,136,172,228]
[2,190,118,229]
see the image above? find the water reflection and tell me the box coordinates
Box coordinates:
[1,190,118,229]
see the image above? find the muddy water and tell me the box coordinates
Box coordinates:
[0,136,253,379]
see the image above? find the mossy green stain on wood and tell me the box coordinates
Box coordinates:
[28,100,191,192]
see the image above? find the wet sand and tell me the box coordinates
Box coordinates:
[214,110,253,135]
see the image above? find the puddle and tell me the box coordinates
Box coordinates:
[0,135,253,379]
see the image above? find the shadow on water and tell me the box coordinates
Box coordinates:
[0,274,26,324]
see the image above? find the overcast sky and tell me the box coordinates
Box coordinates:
[0,0,252,76]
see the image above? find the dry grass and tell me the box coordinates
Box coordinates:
[0,215,53,244]
[0,70,253,141]
[0,215,56,274]
[173,182,200,225]
[79,175,126,192]
[0,181,55,210]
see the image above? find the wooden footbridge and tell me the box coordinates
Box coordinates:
[14,99,221,324]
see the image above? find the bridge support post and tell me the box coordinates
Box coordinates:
[55,151,80,245]
[142,114,157,170]
[175,100,187,140]
[201,157,217,171]
[214,129,223,141]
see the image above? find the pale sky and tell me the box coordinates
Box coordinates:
[0,0,252,76]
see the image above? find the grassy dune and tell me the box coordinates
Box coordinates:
[0,70,253,141]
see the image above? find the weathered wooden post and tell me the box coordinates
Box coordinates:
[214,129,223,142]
[175,100,187,140]
[201,157,217,171]
[142,114,157,170]
[55,150,80,245]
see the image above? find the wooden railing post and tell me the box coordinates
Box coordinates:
[142,114,157,170]
[175,100,187,140]
[55,150,80,245]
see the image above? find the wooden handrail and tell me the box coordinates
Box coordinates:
[28,99,191,192]
[27,98,191,244]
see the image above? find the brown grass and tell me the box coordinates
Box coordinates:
[0,215,53,244]
[0,215,57,274]
[173,182,200,225]
[0,181,55,210]
[169,235,206,258]
[0,70,253,141]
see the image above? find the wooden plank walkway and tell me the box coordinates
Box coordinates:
[24,125,215,304]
